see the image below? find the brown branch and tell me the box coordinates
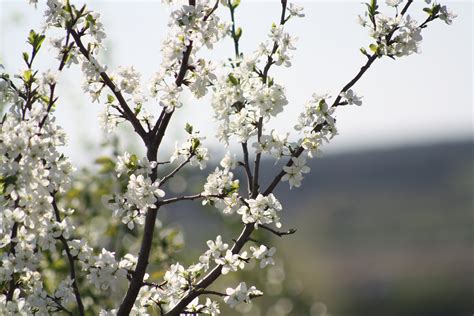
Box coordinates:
[260,225,296,237]
[263,1,418,197]
[330,54,377,108]
[251,117,264,198]
[164,4,292,314]
[252,0,288,198]
[159,155,193,187]
[158,193,223,206]
[6,222,18,301]
[164,224,254,316]
[240,143,253,195]
[46,294,74,316]
[117,1,208,313]
[226,2,254,196]
[400,0,413,16]
[51,197,85,316]
[197,289,226,297]
[68,29,148,142]
[263,146,304,195]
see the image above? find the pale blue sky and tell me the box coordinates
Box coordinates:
[1,0,472,166]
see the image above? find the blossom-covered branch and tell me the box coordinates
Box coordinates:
[0,0,456,315]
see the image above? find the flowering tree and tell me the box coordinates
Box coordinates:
[0,0,456,315]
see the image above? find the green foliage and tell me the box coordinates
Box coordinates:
[27,29,45,53]
[0,175,17,194]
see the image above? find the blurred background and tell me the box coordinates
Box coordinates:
[1,1,473,315]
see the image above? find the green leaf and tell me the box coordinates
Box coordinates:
[184,123,193,134]
[134,104,142,115]
[235,27,242,40]
[64,0,73,15]
[27,30,45,52]
[95,156,114,165]
[191,138,201,151]
[224,181,239,195]
[23,69,33,83]
[22,52,29,65]
[36,34,45,51]
[268,77,274,87]
[369,43,378,53]
[27,29,37,46]
[0,175,17,194]
[232,0,240,9]
[86,14,95,26]
[128,154,139,170]
[107,94,115,104]
[228,73,239,86]
[431,4,441,16]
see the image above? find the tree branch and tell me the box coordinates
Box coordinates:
[226,1,254,197]
[252,0,287,198]
[260,225,296,237]
[240,143,253,196]
[263,0,418,197]
[117,1,205,313]
[158,193,223,206]
[164,223,254,316]
[6,222,18,302]
[159,155,193,187]
[51,197,85,316]
[69,29,148,142]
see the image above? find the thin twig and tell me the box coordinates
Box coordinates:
[197,290,226,297]
[159,193,223,206]
[159,155,193,187]
[52,197,85,316]
[252,0,288,198]
[260,225,296,237]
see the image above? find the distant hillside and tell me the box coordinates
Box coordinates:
[161,140,473,316]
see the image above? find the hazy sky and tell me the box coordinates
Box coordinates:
[0,0,472,166]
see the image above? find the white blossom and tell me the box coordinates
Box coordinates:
[250,245,276,268]
[224,282,263,308]
[282,156,310,188]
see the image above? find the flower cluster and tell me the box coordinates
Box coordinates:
[250,245,276,269]
[105,173,165,230]
[68,241,137,291]
[171,124,209,170]
[211,63,289,144]
[282,156,311,189]
[254,129,292,160]
[149,1,228,113]
[0,60,82,312]
[202,163,240,212]
[224,282,263,308]
[359,0,456,58]
[237,194,283,228]
[211,13,302,145]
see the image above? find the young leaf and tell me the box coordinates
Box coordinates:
[185,123,193,134]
